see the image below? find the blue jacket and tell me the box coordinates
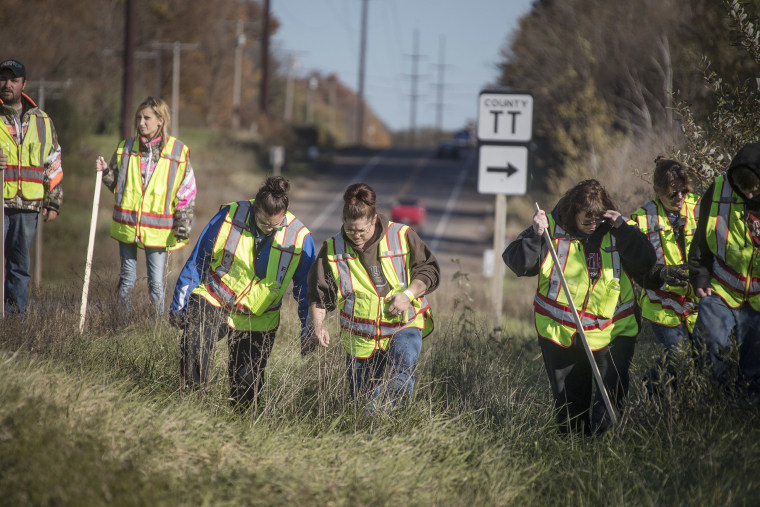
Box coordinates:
[170,205,316,333]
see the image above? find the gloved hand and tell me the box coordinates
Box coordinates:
[174,224,190,242]
[659,264,689,288]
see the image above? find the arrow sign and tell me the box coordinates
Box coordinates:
[487,162,518,177]
[478,145,528,195]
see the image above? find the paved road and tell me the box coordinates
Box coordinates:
[289,147,493,291]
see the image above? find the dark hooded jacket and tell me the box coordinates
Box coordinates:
[502,198,655,288]
[688,143,760,290]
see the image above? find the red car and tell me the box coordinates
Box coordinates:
[391,196,426,227]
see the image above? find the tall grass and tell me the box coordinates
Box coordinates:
[2,274,760,505]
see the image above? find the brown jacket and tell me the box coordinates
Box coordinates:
[308,214,440,311]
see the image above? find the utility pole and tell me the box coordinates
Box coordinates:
[306,76,318,124]
[260,0,271,118]
[152,41,198,136]
[406,29,424,147]
[433,35,448,142]
[121,0,136,139]
[284,55,297,122]
[355,0,369,145]
[232,19,246,129]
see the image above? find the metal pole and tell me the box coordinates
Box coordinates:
[491,194,506,338]
[34,82,47,289]
[534,202,619,425]
[79,171,103,333]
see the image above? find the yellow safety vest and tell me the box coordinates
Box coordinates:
[705,174,760,311]
[1,110,53,201]
[193,200,310,331]
[632,193,700,332]
[534,214,639,350]
[325,221,434,359]
[110,136,189,250]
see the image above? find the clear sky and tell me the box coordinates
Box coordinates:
[269,0,535,133]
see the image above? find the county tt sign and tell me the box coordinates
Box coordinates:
[477,91,533,143]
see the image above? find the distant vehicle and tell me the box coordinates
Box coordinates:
[453,128,475,147]
[391,195,426,227]
[434,140,460,159]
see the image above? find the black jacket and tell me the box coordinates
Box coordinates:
[688,143,760,290]
[503,200,656,287]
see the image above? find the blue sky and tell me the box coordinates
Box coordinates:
[269,0,535,132]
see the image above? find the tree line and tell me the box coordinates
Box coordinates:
[497,0,760,193]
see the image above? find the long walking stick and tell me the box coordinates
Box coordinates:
[535,203,619,426]
[79,170,103,333]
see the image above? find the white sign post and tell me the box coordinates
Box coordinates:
[477,90,533,338]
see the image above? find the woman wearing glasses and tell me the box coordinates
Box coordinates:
[169,176,315,410]
[631,157,700,393]
[308,182,439,412]
[503,179,655,434]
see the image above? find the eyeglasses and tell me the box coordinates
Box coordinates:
[255,217,284,231]
[580,218,606,226]
[344,224,373,236]
[668,188,686,200]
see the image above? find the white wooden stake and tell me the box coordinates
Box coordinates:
[79,170,103,333]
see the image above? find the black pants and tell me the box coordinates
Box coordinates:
[539,334,636,434]
[180,294,275,409]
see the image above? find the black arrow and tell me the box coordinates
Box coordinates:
[486,162,518,176]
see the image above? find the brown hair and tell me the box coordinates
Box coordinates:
[254,176,290,216]
[558,179,617,230]
[342,183,376,221]
[134,96,171,141]
[652,155,691,195]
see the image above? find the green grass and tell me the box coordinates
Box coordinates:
[8,128,760,504]
[2,280,760,505]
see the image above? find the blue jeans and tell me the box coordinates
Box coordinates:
[650,321,690,350]
[347,327,422,411]
[118,242,167,314]
[693,294,760,393]
[3,209,38,314]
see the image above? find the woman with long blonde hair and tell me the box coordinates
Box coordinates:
[95,96,197,315]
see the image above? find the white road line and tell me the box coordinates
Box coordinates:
[429,150,475,251]
[309,154,382,231]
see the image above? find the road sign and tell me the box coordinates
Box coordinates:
[477,92,533,143]
[477,144,528,195]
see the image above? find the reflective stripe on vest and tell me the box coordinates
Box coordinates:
[1,111,53,201]
[534,215,638,349]
[327,221,432,358]
[632,194,700,328]
[705,175,760,309]
[110,137,188,249]
[194,200,308,331]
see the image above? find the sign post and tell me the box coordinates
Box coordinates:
[477,90,533,338]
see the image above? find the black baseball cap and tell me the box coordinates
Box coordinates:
[0,60,26,78]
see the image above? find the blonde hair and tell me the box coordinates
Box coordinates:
[133,96,171,141]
